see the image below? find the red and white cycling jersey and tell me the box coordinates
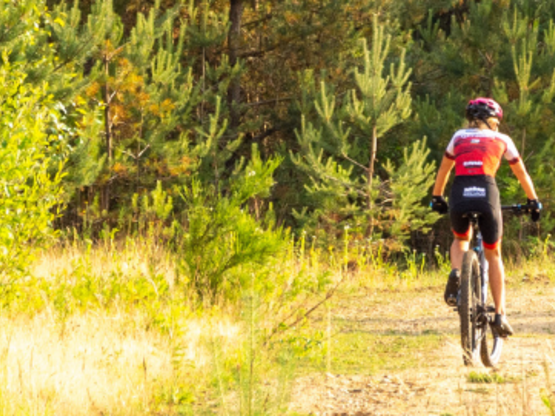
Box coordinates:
[445,128,520,177]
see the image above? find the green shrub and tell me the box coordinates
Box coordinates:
[177,145,286,300]
[0,57,65,281]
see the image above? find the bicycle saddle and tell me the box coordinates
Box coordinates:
[462,211,482,220]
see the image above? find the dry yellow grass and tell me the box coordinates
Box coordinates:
[0,310,244,415]
[0,240,247,415]
[31,239,176,287]
[3,238,554,415]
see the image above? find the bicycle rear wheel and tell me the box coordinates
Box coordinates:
[480,316,504,367]
[459,250,482,366]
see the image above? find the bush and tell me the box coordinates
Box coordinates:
[0,57,65,281]
[177,145,286,300]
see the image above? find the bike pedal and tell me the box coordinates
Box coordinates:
[486,306,496,313]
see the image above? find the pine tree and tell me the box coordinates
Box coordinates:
[291,15,436,248]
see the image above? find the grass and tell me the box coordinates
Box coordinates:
[467,371,512,384]
[325,332,444,375]
[0,236,553,414]
[0,233,342,415]
[0,310,243,415]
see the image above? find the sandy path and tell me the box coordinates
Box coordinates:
[289,283,555,415]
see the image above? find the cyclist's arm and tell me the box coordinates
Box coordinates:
[432,156,455,195]
[509,159,538,200]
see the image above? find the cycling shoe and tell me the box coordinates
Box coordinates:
[444,269,460,307]
[492,314,514,337]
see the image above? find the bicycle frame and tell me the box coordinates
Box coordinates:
[473,229,489,305]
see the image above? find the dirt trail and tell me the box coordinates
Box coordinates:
[289,282,555,415]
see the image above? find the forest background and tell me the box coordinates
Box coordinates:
[1,0,555,414]
[4,0,554,258]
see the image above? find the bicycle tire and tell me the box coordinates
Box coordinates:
[480,316,504,367]
[459,250,481,366]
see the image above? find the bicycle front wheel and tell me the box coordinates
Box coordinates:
[459,250,482,366]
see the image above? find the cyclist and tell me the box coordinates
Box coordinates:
[430,97,541,337]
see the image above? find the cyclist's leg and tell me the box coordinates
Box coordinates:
[449,176,475,271]
[484,245,513,336]
[483,245,505,314]
[451,232,472,271]
[477,190,503,313]
[478,191,514,336]
[445,213,472,305]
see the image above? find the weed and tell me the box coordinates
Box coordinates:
[296,331,443,376]
[401,249,427,281]
[434,245,451,275]
[467,371,511,384]
[542,361,555,415]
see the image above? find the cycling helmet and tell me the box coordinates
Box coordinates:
[465,97,503,121]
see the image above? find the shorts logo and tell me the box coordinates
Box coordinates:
[463,187,486,198]
[471,139,480,143]
[463,161,483,167]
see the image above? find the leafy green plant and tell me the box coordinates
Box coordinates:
[0,57,66,281]
[434,245,451,275]
[177,145,285,300]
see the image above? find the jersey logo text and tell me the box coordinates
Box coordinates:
[463,187,486,198]
[463,161,483,167]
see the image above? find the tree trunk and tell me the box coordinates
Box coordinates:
[103,55,112,212]
[368,125,378,208]
[228,0,243,131]
[367,124,378,236]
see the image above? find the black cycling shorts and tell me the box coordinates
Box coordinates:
[449,175,502,250]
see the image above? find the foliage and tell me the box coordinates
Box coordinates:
[177,145,285,299]
[5,1,555,413]
[6,0,555,259]
[0,10,67,280]
[292,16,435,250]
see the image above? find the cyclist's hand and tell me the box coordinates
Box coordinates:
[430,196,449,214]
[527,198,542,222]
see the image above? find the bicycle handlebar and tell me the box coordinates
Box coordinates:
[432,201,541,220]
[501,203,535,215]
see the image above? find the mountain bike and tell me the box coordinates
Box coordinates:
[457,203,535,367]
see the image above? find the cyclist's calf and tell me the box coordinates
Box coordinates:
[451,234,472,271]
[483,246,505,315]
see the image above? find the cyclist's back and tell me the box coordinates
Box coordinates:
[446,127,520,177]
[445,126,520,250]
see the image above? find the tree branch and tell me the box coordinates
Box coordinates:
[251,126,279,143]
[242,13,273,29]
[340,152,369,172]
[246,97,293,107]
[263,280,341,347]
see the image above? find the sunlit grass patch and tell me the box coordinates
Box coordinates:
[6,233,555,414]
[467,371,515,384]
[297,331,444,376]
[0,310,245,415]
